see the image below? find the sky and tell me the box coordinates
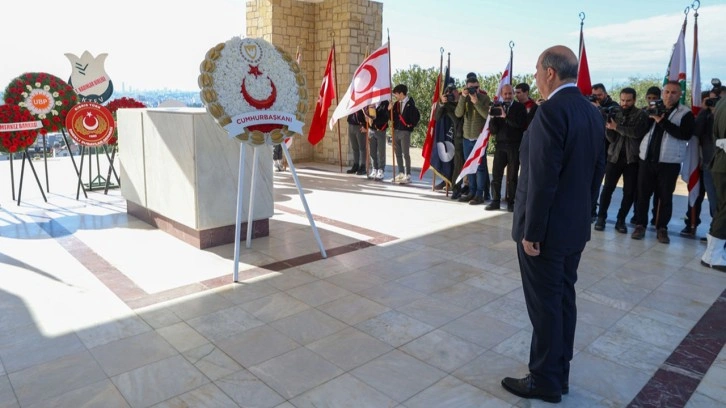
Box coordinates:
[1,0,724,94]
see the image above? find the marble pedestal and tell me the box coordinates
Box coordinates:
[118,108,273,249]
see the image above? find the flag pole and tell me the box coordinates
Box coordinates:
[364,46,371,178]
[432,48,444,190]
[690,0,700,232]
[387,29,396,182]
[505,41,514,204]
[578,12,585,60]
[330,32,343,173]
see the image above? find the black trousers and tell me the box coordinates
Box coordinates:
[517,242,580,392]
[491,143,520,202]
[634,160,681,229]
[597,155,638,221]
[710,170,726,239]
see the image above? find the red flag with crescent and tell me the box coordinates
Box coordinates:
[329,42,391,129]
[308,45,336,145]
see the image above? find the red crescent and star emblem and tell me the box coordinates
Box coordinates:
[241,65,277,110]
[65,102,115,147]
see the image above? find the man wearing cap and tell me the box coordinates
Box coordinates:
[456,72,492,204]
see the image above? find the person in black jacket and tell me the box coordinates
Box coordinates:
[488,84,527,211]
[391,84,420,184]
[346,110,367,175]
[366,101,390,180]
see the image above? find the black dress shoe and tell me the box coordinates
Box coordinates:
[346,164,359,174]
[458,194,474,202]
[594,217,605,231]
[614,220,627,234]
[501,375,562,403]
[355,168,367,175]
[485,200,500,211]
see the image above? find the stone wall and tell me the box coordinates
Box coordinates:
[245,0,383,164]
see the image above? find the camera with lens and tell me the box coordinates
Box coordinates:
[711,78,722,96]
[646,99,667,116]
[706,96,721,108]
[489,101,504,116]
[443,83,456,101]
[599,105,620,122]
[587,94,599,103]
[466,86,479,95]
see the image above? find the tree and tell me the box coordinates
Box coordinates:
[610,76,661,107]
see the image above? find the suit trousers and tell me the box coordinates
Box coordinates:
[348,126,367,166]
[491,143,519,202]
[517,242,581,392]
[710,168,726,239]
[597,155,638,221]
[368,130,386,171]
[634,160,680,229]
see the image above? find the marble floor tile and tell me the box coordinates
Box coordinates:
[285,280,352,307]
[396,297,469,328]
[463,273,521,296]
[186,306,264,342]
[290,373,397,408]
[570,351,652,405]
[9,351,107,407]
[182,344,242,381]
[112,355,208,408]
[693,363,726,404]
[350,350,447,403]
[240,292,310,323]
[452,350,527,405]
[586,330,671,372]
[249,347,343,400]
[473,294,531,329]
[156,322,208,352]
[394,270,460,294]
[215,324,299,368]
[440,312,519,349]
[402,375,509,408]
[166,292,235,321]
[269,308,347,345]
[25,379,128,408]
[684,391,724,408]
[430,282,500,311]
[355,310,434,347]
[317,293,390,326]
[579,276,653,311]
[90,330,179,377]
[324,269,388,293]
[151,383,237,408]
[358,282,427,309]
[0,375,18,408]
[611,313,690,350]
[136,306,183,329]
[491,329,531,365]
[264,269,318,291]
[214,369,286,408]
[213,281,280,306]
[306,326,393,371]
[0,324,87,373]
[576,298,628,330]
[400,329,485,373]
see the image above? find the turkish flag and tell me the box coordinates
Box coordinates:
[576,30,591,96]
[308,45,336,145]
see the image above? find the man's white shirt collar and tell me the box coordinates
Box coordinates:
[548,83,577,99]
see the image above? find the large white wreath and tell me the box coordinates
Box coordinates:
[199,37,307,145]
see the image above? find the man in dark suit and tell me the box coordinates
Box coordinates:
[502,45,605,403]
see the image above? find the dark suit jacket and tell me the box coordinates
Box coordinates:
[512,85,606,250]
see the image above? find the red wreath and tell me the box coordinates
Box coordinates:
[104,97,146,145]
[0,105,40,153]
[3,72,78,135]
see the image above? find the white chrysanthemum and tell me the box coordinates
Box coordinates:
[213,37,299,120]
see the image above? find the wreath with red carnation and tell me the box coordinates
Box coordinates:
[104,97,146,145]
[0,104,41,153]
[3,72,78,135]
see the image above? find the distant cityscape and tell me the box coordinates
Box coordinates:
[0,88,204,108]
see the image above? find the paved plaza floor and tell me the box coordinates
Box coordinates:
[0,151,724,407]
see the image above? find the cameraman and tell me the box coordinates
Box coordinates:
[590,83,619,221]
[487,84,526,211]
[436,80,465,199]
[681,89,719,237]
[593,87,648,233]
[455,72,492,204]
[631,81,695,243]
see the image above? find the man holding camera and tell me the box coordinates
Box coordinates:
[436,80,465,198]
[702,93,726,271]
[487,84,527,211]
[590,83,619,221]
[593,87,649,233]
[631,81,695,243]
[456,72,491,204]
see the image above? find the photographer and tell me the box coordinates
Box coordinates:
[487,84,526,211]
[436,80,465,198]
[681,86,720,238]
[590,83,619,221]
[593,87,648,233]
[455,72,491,204]
[631,81,695,243]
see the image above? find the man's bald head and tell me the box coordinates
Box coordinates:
[539,45,578,82]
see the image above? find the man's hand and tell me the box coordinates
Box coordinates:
[469,93,478,103]
[716,139,726,151]
[441,95,448,103]
[650,113,665,123]
[605,118,617,130]
[522,239,540,256]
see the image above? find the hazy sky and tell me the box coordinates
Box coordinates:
[1,0,724,93]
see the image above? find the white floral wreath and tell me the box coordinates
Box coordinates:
[199,37,307,145]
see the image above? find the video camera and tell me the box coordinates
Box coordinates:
[706,96,721,108]
[646,99,667,116]
[599,105,620,122]
[443,83,456,101]
[712,78,722,96]
[489,101,509,117]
